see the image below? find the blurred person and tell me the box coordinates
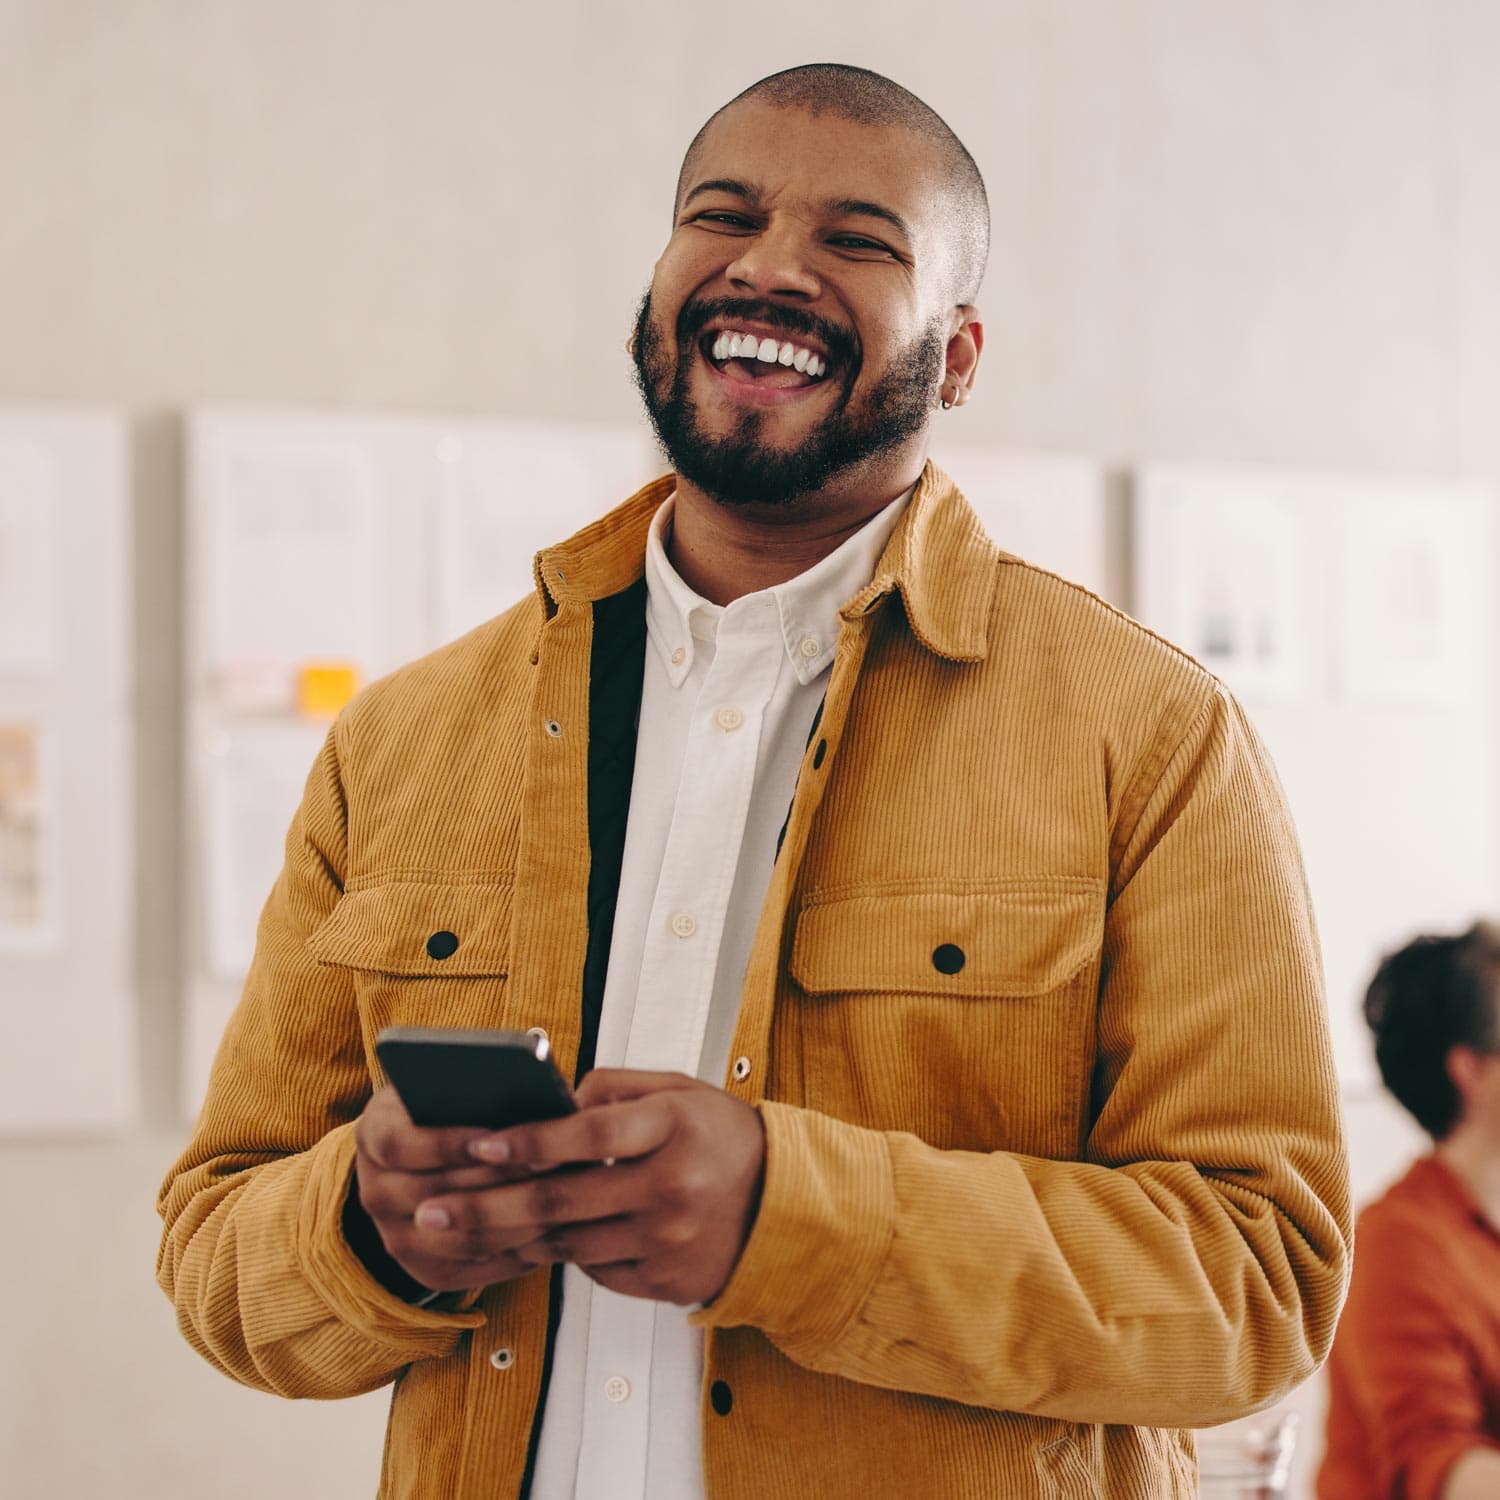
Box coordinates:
[157,64,1350,1498]
[1318,923,1500,1500]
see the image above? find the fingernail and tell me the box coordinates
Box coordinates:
[415,1204,451,1230]
[469,1137,511,1163]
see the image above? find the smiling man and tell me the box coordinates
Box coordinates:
[158,65,1351,1499]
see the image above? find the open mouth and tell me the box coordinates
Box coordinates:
[699,325,834,394]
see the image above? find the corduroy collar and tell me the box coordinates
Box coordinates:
[534,460,997,663]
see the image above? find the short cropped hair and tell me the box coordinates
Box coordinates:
[1364,921,1500,1139]
[676,64,990,306]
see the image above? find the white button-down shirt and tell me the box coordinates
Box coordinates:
[527,487,911,1500]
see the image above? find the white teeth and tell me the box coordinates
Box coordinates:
[710,330,827,378]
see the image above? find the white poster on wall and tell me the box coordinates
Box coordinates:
[0,720,61,950]
[206,438,382,707]
[1136,471,1313,705]
[200,723,327,981]
[433,422,659,644]
[0,441,66,675]
[1336,489,1484,707]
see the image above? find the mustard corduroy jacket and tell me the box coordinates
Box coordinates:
[158,464,1352,1499]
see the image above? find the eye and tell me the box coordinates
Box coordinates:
[829,234,894,255]
[691,211,756,230]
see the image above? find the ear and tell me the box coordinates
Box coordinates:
[942,308,984,407]
[1446,1044,1486,1102]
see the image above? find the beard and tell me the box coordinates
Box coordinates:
[630,290,945,508]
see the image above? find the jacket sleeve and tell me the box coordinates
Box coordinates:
[696,681,1352,1427]
[155,725,485,1399]
[1333,1210,1499,1500]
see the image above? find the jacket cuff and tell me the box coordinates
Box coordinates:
[692,1101,894,1352]
[296,1122,487,1345]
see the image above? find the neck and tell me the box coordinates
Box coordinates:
[666,470,918,606]
[1435,1126,1500,1228]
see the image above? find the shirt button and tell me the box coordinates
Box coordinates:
[426,930,459,960]
[670,912,698,938]
[799,637,820,659]
[603,1375,631,1403]
[671,646,686,665]
[710,1379,734,1416]
[732,1056,752,1082]
[715,705,744,732]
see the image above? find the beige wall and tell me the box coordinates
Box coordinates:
[3,2,1497,1495]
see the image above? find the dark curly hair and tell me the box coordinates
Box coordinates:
[1364,921,1500,1139]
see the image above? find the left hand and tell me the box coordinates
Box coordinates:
[409,1069,766,1306]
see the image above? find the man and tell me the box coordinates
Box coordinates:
[1318,924,1500,1500]
[158,64,1350,1498]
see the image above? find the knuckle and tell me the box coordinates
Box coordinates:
[357,1177,396,1218]
[656,1216,696,1250]
[358,1119,395,1168]
[658,1168,698,1211]
[583,1114,616,1159]
[530,1179,572,1223]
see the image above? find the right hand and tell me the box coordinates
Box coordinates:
[352,1086,545,1294]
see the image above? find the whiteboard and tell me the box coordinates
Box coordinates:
[0,407,135,1133]
[1135,465,1500,1093]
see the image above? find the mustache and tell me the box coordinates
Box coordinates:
[675,297,860,369]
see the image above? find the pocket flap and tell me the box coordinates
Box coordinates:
[790,880,1104,998]
[308,880,514,976]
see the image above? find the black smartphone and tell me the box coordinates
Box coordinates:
[375,1025,578,1130]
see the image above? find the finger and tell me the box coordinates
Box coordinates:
[583,1260,666,1302]
[573,1068,701,1108]
[383,1244,537,1294]
[412,1158,657,1258]
[356,1088,489,1171]
[357,1159,540,1222]
[514,1216,643,1269]
[468,1095,676,1171]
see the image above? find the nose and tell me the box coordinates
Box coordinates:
[723,220,820,301]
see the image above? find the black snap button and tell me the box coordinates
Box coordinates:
[932,943,966,975]
[426,930,459,960]
[710,1379,733,1416]
[812,739,827,769]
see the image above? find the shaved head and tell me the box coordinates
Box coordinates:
[676,64,990,305]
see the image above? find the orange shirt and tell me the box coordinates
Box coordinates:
[1319,1154,1500,1500]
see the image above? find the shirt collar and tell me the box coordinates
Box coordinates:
[643,487,914,688]
[535,461,1000,666]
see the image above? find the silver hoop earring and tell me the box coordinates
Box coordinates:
[939,382,956,411]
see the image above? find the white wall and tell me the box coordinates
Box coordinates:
[3,3,1498,1495]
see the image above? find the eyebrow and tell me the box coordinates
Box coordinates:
[682,179,913,244]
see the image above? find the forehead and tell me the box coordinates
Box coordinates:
[681,99,948,233]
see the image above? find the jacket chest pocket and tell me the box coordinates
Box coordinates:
[787,878,1104,1158]
[307,879,515,1075]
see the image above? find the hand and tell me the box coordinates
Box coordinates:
[351,1086,543,1295]
[416,1070,767,1306]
